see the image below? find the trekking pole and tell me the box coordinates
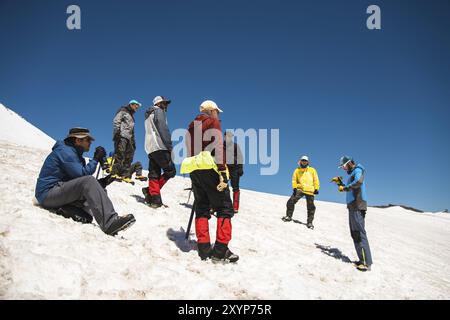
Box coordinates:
[185,200,196,240]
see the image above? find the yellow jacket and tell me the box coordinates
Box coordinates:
[292,166,320,195]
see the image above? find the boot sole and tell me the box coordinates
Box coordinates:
[109,217,136,236]
[148,204,169,209]
[211,256,239,264]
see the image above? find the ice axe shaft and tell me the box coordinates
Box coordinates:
[185,200,196,240]
[95,163,101,179]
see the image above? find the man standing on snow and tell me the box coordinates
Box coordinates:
[181,100,238,263]
[35,127,135,236]
[103,151,147,182]
[335,155,373,272]
[142,96,176,208]
[111,99,141,182]
[282,155,320,229]
[224,131,244,213]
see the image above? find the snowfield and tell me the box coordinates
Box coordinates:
[0,104,54,150]
[0,106,449,299]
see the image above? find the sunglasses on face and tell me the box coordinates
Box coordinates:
[341,160,351,168]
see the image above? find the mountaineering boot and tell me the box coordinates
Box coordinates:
[121,177,135,185]
[307,222,314,229]
[111,174,124,182]
[148,194,164,208]
[233,190,240,213]
[142,187,152,205]
[222,248,239,263]
[282,216,292,222]
[211,242,239,263]
[54,205,93,224]
[105,214,136,236]
[197,243,213,261]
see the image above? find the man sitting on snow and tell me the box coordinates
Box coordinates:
[34,127,135,236]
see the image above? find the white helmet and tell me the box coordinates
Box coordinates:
[300,155,309,162]
[200,100,223,113]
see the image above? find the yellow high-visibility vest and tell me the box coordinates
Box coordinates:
[180,151,219,174]
[180,151,229,178]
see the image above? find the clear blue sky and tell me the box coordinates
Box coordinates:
[1,0,449,212]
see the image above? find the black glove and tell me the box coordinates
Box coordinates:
[314,189,319,195]
[98,174,115,189]
[238,165,244,177]
[101,161,110,171]
[292,188,298,196]
[220,171,229,184]
[93,146,106,164]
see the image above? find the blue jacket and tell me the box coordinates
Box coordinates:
[344,164,367,211]
[35,140,98,204]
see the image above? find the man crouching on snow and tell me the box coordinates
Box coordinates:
[34,127,135,236]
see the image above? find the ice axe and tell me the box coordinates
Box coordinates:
[185,200,196,240]
[330,176,344,186]
[184,185,193,204]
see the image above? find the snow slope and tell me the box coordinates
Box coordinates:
[0,103,55,150]
[0,108,449,299]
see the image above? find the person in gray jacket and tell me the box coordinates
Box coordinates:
[111,99,141,180]
[142,96,176,207]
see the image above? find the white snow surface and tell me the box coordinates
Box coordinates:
[0,108,450,299]
[0,103,55,150]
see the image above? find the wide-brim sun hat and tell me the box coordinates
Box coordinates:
[153,96,171,106]
[338,155,353,168]
[66,127,95,141]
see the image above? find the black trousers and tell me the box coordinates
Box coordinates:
[228,165,241,191]
[112,137,135,176]
[190,169,234,219]
[148,150,176,180]
[286,189,316,223]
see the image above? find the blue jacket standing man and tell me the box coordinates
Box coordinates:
[336,155,373,272]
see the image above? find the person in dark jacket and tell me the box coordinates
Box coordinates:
[103,152,147,182]
[224,131,244,213]
[337,155,373,272]
[35,127,135,236]
[111,99,141,181]
[184,100,238,263]
[143,96,176,208]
